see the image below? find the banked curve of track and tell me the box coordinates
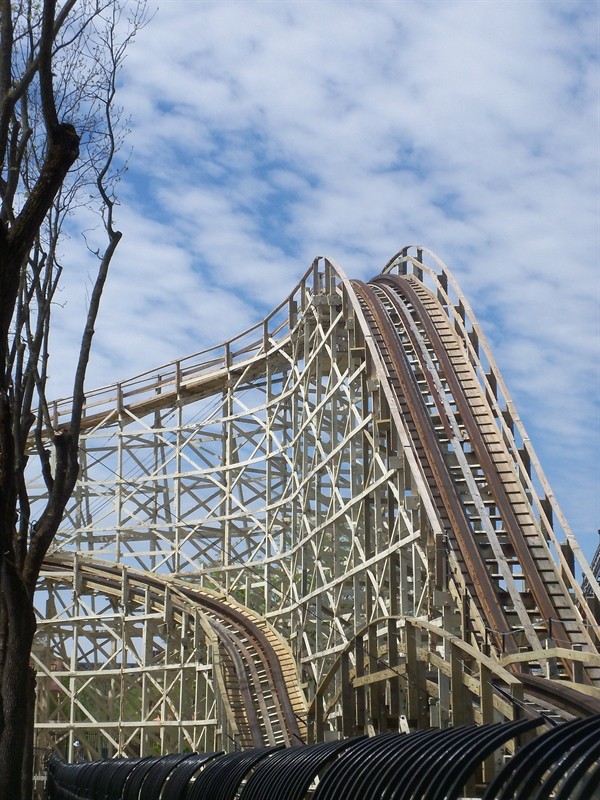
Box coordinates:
[42,553,306,750]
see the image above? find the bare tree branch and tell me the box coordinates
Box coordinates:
[0,2,148,794]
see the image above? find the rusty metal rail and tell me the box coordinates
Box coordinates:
[381,274,598,673]
[352,280,518,655]
[352,274,600,685]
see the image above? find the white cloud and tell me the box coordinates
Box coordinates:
[50,0,598,558]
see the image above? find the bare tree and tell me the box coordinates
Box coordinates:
[0,1,146,795]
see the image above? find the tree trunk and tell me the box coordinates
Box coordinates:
[22,667,36,800]
[0,3,142,794]
[0,577,36,800]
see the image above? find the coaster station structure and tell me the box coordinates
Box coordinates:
[31,246,600,783]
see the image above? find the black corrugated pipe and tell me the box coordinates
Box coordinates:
[45,717,600,800]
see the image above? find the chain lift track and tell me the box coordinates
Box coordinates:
[32,247,600,785]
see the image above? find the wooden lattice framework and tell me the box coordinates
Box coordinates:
[31,247,600,788]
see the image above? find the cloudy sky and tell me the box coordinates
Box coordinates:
[52,0,599,560]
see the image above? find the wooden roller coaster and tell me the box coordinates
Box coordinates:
[32,247,600,795]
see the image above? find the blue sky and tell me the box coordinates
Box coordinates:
[51,0,599,560]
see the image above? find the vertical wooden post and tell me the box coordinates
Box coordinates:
[388,619,401,727]
[341,651,354,738]
[450,642,467,728]
[355,636,366,733]
[480,662,494,783]
[406,623,427,728]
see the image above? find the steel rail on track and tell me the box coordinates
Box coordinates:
[367,277,531,639]
[387,246,600,615]
[351,274,599,687]
[516,672,600,717]
[378,274,595,680]
[208,616,279,747]
[169,576,304,747]
[351,280,519,655]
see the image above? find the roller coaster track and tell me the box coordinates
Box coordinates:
[40,554,305,753]
[32,246,600,791]
[353,275,598,681]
